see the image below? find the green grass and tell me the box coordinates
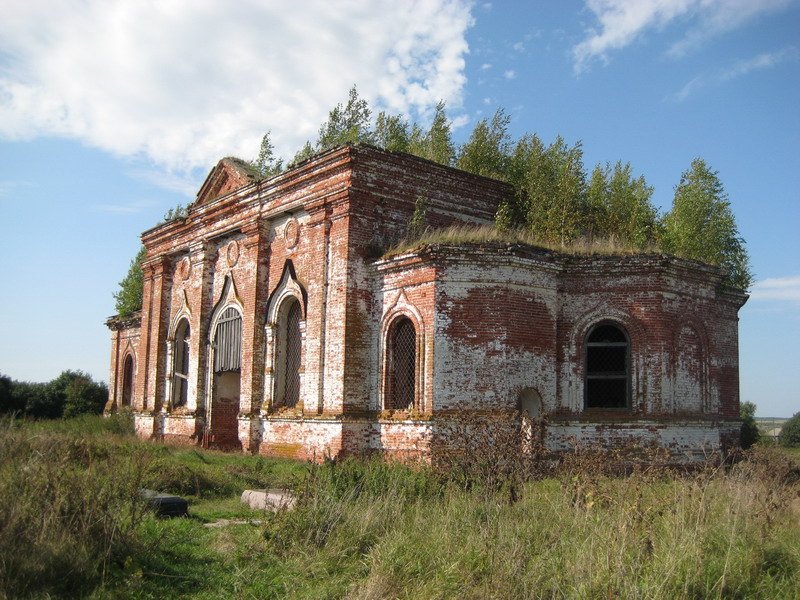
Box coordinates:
[382,224,664,259]
[2,416,799,599]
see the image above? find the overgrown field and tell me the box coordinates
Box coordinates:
[1,416,798,599]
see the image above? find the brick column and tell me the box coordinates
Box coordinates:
[189,240,215,415]
[106,327,121,412]
[302,203,332,415]
[240,220,270,415]
[133,255,171,417]
[133,261,154,412]
[148,256,171,413]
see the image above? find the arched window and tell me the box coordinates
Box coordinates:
[173,319,190,407]
[387,317,416,410]
[121,355,134,407]
[213,307,242,373]
[275,298,302,408]
[585,323,629,409]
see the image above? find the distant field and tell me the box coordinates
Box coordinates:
[755,417,789,439]
[1,415,799,599]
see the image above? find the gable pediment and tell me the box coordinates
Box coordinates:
[195,157,258,206]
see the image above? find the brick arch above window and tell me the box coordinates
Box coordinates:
[207,275,244,341]
[570,306,644,349]
[168,288,193,340]
[168,309,192,341]
[266,260,307,326]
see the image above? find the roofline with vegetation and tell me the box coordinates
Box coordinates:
[106,311,142,330]
[376,225,749,298]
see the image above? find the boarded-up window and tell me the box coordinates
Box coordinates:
[173,319,190,407]
[214,307,242,373]
[585,324,629,409]
[389,317,416,410]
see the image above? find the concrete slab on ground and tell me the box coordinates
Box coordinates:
[241,488,297,511]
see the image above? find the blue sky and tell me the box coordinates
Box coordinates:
[0,0,797,417]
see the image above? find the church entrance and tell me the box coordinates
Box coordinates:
[207,306,242,449]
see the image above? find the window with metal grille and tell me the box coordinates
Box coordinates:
[389,317,416,410]
[585,323,629,409]
[122,355,134,407]
[214,307,242,373]
[173,319,190,407]
[280,299,302,408]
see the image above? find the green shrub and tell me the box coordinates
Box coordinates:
[740,401,760,449]
[3,371,108,420]
[779,412,800,448]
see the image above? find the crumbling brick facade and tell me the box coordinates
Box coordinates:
[107,145,747,461]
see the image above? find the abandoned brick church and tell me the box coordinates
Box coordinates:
[106,144,747,460]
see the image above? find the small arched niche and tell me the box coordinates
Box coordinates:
[518,388,543,419]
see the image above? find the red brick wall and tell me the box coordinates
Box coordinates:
[110,145,746,460]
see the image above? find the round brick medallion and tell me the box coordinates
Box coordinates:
[226,240,240,267]
[284,217,300,250]
[178,257,191,281]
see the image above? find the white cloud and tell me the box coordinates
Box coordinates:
[669,75,705,102]
[450,113,471,130]
[720,46,799,80]
[749,275,800,302]
[513,41,525,52]
[670,46,798,101]
[573,0,793,73]
[504,69,516,79]
[480,63,493,70]
[0,0,474,174]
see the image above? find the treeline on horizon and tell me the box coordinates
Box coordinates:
[115,86,751,318]
[0,370,108,419]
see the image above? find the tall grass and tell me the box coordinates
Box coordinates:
[2,415,798,598]
[351,450,799,598]
[0,414,150,598]
[254,448,799,599]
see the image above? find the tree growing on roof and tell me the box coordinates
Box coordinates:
[316,85,374,149]
[497,134,588,246]
[456,108,512,181]
[662,158,752,290]
[254,131,284,178]
[114,246,146,318]
[374,111,411,153]
[408,101,455,166]
[586,161,659,249]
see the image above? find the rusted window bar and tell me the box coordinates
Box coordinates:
[214,307,242,373]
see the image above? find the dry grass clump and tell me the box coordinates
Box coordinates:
[383,224,663,259]
[0,415,150,599]
[350,444,799,599]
